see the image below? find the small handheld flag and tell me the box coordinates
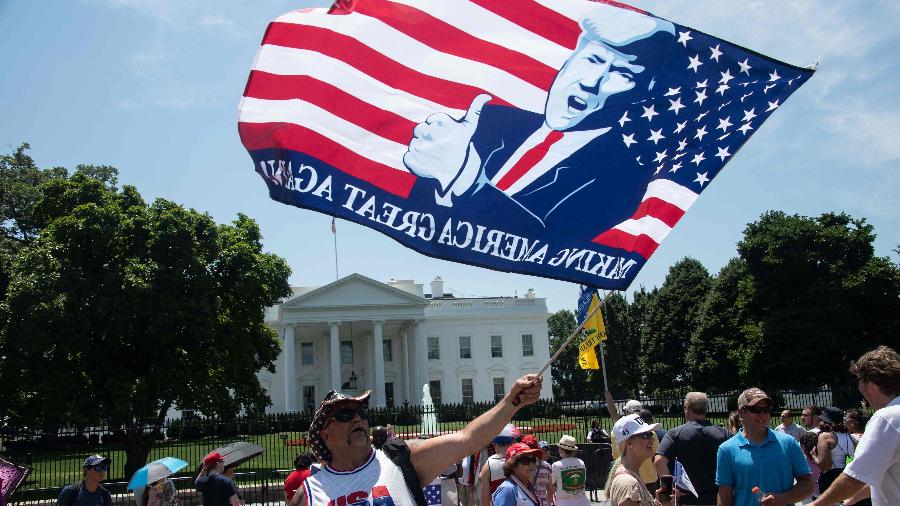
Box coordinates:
[576,285,606,370]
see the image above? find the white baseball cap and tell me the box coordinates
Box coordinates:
[624,399,643,414]
[612,414,660,444]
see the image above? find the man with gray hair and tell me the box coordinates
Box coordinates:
[404,5,675,236]
[654,392,730,506]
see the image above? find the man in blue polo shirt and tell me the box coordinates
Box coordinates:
[716,388,812,506]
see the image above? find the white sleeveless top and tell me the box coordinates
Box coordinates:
[829,431,855,469]
[304,449,417,506]
[487,455,506,494]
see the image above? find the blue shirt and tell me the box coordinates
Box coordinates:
[195,473,238,506]
[715,428,810,506]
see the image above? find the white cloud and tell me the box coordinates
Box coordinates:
[103,0,171,21]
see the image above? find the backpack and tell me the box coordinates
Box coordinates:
[62,482,112,506]
[381,439,428,506]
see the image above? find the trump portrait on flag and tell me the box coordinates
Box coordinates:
[404,5,675,240]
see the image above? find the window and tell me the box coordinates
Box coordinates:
[521,334,534,357]
[459,336,472,359]
[428,337,440,360]
[429,380,442,405]
[461,378,474,403]
[385,382,395,408]
[341,340,353,364]
[302,385,316,412]
[383,339,393,362]
[491,335,503,358]
[493,377,505,402]
[300,342,314,366]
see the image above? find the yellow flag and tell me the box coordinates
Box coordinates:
[577,293,606,369]
[583,292,608,341]
[578,345,600,369]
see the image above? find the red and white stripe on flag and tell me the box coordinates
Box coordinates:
[238,0,697,256]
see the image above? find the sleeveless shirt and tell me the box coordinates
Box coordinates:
[304,450,417,506]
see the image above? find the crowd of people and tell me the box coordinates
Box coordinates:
[52,346,897,506]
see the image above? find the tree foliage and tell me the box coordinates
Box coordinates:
[735,211,900,392]
[640,258,711,394]
[602,291,644,397]
[0,146,291,475]
[547,309,581,400]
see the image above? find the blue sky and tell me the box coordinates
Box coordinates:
[1,0,897,312]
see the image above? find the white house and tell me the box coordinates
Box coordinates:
[259,273,553,412]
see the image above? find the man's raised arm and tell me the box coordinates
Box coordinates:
[409,374,543,484]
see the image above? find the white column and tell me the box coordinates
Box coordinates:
[373,320,386,407]
[283,324,298,411]
[329,321,341,392]
[414,319,427,405]
[401,327,410,403]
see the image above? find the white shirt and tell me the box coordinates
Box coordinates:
[304,450,416,506]
[843,396,900,506]
[550,457,590,506]
[775,422,806,441]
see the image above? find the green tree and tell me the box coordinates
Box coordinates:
[547,309,582,400]
[0,172,292,476]
[640,258,712,395]
[685,258,750,392]
[602,291,643,396]
[736,211,900,392]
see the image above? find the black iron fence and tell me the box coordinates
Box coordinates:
[1,387,848,504]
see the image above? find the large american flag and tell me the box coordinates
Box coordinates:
[239,0,812,289]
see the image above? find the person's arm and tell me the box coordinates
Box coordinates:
[604,390,619,422]
[760,474,811,506]
[410,375,543,484]
[478,463,492,506]
[288,485,308,506]
[546,477,555,506]
[717,486,734,506]
[813,432,835,470]
[842,484,871,506]
[809,473,867,506]
[653,455,670,482]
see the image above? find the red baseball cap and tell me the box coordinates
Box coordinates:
[521,434,538,449]
[203,451,225,468]
[505,443,542,463]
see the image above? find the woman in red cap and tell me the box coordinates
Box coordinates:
[492,443,543,506]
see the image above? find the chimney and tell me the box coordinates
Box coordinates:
[430,276,444,299]
[524,288,535,299]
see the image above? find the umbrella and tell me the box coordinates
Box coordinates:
[127,457,189,491]
[207,441,265,469]
[0,457,31,506]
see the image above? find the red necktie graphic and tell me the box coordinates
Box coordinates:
[495,129,565,192]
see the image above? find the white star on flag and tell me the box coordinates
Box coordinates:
[716,116,732,132]
[674,121,688,134]
[742,108,757,122]
[688,55,703,72]
[669,161,683,173]
[665,87,681,96]
[647,128,666,144]
[694,88,708,105]
[709,44,723,62]
[738,123,754,135]
[694,172,710,186]
[715,146,731,161]
[738,59,752,74]
[695,79,708,88]
[769,69,781,81]
[653,150,668,163]
[622,133,637,147]
[618,111,630,127]
[642,104,659,121]
[677,30,692,46]
[766,100,780,111]
[691,152,706,166]
[668,97,686,114]
[719,69,734,84]
[694,126,708,140]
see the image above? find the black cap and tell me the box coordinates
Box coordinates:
[818,406,844,425]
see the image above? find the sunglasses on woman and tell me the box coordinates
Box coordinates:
[743,405,772,414]
[517,456,537,465]
[330,407,369,423]
[633,432,654,440]
[91,465,109,472]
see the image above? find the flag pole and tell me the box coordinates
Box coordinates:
[536,289,615,378]
[332,217,339,281]
[599,339,610,392]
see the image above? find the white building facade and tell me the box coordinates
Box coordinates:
[259,273,554,411]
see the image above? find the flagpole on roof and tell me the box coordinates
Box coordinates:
[332,217,339,281]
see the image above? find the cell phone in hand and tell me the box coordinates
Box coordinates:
[658,475,674,502]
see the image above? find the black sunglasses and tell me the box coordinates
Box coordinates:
[634,432,654,440]
[517,456,537,465]
[331,407,369,423]
[90,465,109,472]
[744,405,772,414]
